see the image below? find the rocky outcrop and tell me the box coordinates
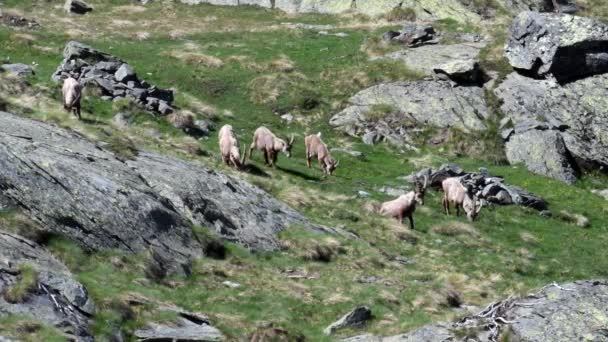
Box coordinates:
[0,11,40,28]
[495,72,608,182]
[343,280,608,342]
[503,0,577,13]
[128,152,329,250]
[383,24,438,47]
[0,231,93,341]
[325,306,372,336]
[0,111,329,272]
[329,81,489,147]
[505,11,608,82]
[380,42,486,83]
[134,318,224,341]
[412,163,548,210]
[51,41,174,115]
[180,0,481,21]
[505,129,578,184]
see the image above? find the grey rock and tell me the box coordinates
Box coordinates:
[0,112,331,271]
[324,306,372,335]
[0,231,93,341]
[330,81,489,147]
[64,0,93,14]
[114,63,136,82]
[433,58,483,84]
[129,152,335,250]
[330,148,364,158]
[357,190,371,198]
[134,317,224,341]
[95,61,121,72]
[391,24,437,47]
[495,72,608,180]
[280,113,293,123]
[192,120,212,136]
[505,129,578,184]
[592,189,608,200]
[0,64,34,78]
[157,100,173,115]
[345,280,608,342]
[377,43,486,77]
[505,11,608,81]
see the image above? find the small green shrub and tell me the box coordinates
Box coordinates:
[3,264,38,303]
[363,103,397,122]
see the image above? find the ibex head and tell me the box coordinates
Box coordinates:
[414,175,429,206]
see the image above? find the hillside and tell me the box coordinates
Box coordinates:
[0,0,607,341]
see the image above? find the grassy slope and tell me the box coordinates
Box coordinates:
[1,1,608,341]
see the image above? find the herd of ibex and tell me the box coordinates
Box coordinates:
[62,76,484,230]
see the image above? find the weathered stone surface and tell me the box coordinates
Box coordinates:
[0,64,34,78]
[180,0,481,21]
[52,41,174,116]
[495,72,608,180]
[0,231,93,341]
[505,11,608,81]
[134,318,224,341]
[377,43,486,77]
[433,58,483,84]
[64,0,93,14]
[329,81,489,146]
[344,280,608,342]
[324,306,372,335]
[505,129,578,184]
[0,112,330,271]
[127,151,333,251]
[387,24,438,47]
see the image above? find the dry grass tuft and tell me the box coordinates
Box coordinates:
[430,221,479,237]
[268,55,295,72]
[167,110,195,129]
[248,72,308,105]
[519,231,539,244]
[3,264,39,304]
[163,50,224,68]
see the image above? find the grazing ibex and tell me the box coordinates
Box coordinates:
[62,77,83,120]
[304,132,339,176]
[244,126,295,167]
[378,176,428,229]
[218,124,242,170]
[441,177,483,222]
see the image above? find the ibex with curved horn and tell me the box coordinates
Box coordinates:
[304,132,339,176]
[441,177,483,222]
[244,126,295,167]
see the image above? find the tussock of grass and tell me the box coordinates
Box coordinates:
[430,221,479,237]
[163,50,224,68]
[3,264,38,304]
[363,103,397,122]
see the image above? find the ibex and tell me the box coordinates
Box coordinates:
[244,126,294,167]
[304,132,339,176]
[441,177,483,222]
[218,124,242,170]
[378,176,428,230]
[62,77,83,120]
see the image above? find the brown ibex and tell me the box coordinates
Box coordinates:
[244,126,294,167]
[441,177,483,222]
[304,132,339,176]
[218,124,242,170]
[378,176,428,229]
[62,77,83,120]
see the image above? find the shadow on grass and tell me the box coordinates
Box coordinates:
[242,163,271,178]
[277,165,321,181]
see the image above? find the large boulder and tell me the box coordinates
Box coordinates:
[376,43,486,79]
[505,129,578,184]
[343,280,608,342]
[0,231,93,341]
[0,112,330,272]
[329,81,489,146]
[505,11,608,81]
[495,72,608,181]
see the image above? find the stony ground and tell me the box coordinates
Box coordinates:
[0,0,607,341]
